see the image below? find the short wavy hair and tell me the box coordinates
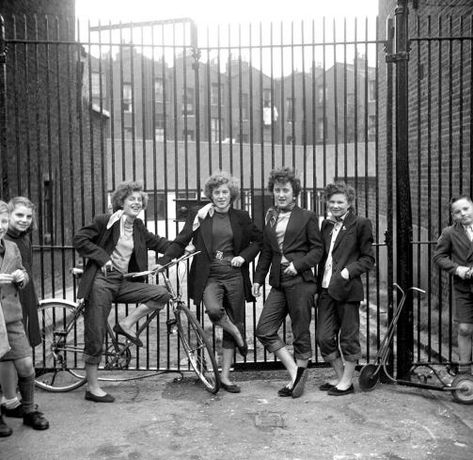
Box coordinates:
[450,195,473,211]
[204,171,240,202]
[267,166,301,197]
[8,196,38,230]
[0,200,8,215]
[324,182,356,206]
[111,181,148,212]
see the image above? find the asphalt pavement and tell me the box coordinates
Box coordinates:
[1,368,473,460]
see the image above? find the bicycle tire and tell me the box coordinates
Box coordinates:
[35,300,87,392]
[176,304,221,394]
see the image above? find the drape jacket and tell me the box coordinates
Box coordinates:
[160,207,262,305]
[73,214,170,300]
[253,206,323,289]
[316,211,375,302]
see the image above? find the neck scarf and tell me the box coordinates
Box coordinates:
[107,210,134,238]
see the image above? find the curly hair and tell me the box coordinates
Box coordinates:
[324,182,356,205]
[267,166,301,197]
[8,196,38,230]
[111,181,148,212]
[204,171,240,202]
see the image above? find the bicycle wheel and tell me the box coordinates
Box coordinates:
[451,374,473,405]
[35,300,87,392]
[176,304,220,394]
[358,364,380,391]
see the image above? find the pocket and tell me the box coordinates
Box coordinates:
[328,272,351,301]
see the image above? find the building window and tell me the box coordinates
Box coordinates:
[263,88,272,106]
[211,118,220,143]
[368,80,377,101]
[241,93,249,120]
[211,83,222,106]
[182,87,194,115]
[91,72,102,99]
[122,83,132,113]
[317,85,325,104]
[183,129,194,141]
[155,128,165,141]
[368,115,376,140]
[154,77,164,102]
[286,97,295,123]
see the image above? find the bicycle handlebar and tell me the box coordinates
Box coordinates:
[393,283,426,297]
[123,251,200,279]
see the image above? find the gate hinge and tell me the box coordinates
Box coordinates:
[385,51,410,63]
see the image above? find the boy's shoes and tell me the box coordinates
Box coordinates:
[327,384,354,396]
[1,403,38,418]
[0,414,12,437]
[23,411,50,430]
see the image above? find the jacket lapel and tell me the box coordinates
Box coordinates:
[332,211,356,252]
[199,216,213,258]
[229,209,242,252]
[282,206,303,251]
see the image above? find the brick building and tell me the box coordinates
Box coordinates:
[0,0,109,296]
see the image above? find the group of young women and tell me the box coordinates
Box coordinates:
[72,167,374,402]
[0,167,375,433]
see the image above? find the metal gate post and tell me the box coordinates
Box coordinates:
[393,0,414,379]
[191,21,201,195]
[0,15,8,200]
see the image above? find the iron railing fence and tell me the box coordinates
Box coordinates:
[2,12,468,374]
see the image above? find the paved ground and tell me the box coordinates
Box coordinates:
[1,368,473,460]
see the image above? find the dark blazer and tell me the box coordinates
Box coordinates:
[317,211,375,302]
[160,207,262,305]
[5,230,41,346]
[73,214,170,300]
[0,240,29,325]
[433,222,473,293]
[253,206,323,289]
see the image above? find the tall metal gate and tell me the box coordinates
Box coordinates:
[0,5,468,374]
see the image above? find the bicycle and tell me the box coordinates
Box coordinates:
[34,251,221,394]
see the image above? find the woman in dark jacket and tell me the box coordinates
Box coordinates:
[160,171,262,393]
[73,181,171,403]
[252,167,323,399]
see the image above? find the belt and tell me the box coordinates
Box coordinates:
[214,250,234,261]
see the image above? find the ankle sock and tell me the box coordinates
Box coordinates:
[1,397,20,409]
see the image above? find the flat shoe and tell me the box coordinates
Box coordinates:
[291,367,308,399]
[85,391,115,403]
[113,323,143,347]
[221,382,241,393]
[327,384,354,396]
[237,342,248,357]
[1,403,25,418]
[319,382,335,391]
[278,386,293,397]
[0,415,12,437]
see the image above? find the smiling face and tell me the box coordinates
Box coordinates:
[273,180,294,210]
[0,212,9,240]
[211,184,232,213]
[451,198,473,226]
[9,204,34,234]
[122,191,144,219]
[327,192,350,219]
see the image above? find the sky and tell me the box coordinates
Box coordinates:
[75,0,379,25]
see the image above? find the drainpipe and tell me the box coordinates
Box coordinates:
[0,15,8,200]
